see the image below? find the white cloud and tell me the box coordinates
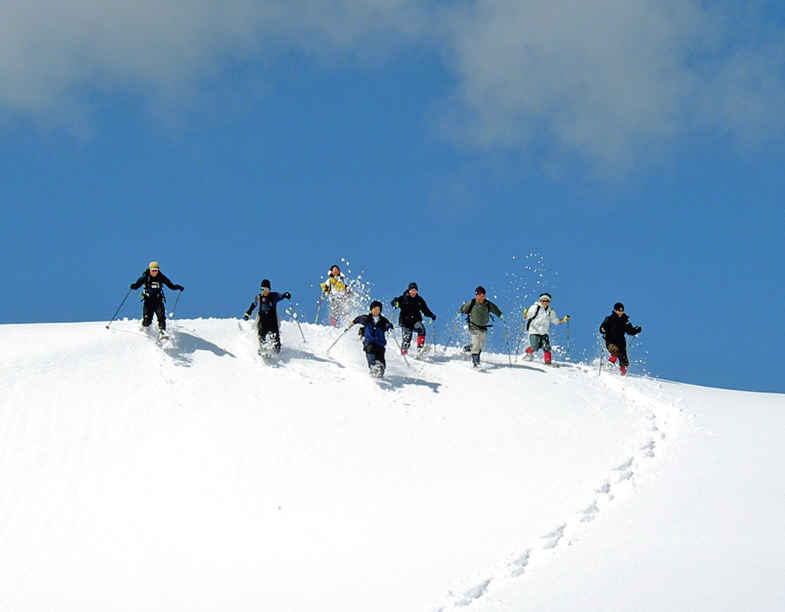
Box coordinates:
[0,0,426,123]
[436,0,785,172]
[1,0,783,171]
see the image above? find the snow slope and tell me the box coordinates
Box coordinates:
[1,318,783,611]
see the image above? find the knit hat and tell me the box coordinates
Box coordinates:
[261,279,271,289]
[539,293,552,302]
[614,302,625,311]
[408,282,418,291]
[148,261,159,271]
[475,286,486,295]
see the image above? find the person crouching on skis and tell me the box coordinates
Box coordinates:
[243,279,291,354]
[130,261,184,339]
[390,282,436,355]
[523,293,569,365]
[599,302,641,376]
[347,300,394,377]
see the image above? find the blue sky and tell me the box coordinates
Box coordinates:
[2,0,784,393]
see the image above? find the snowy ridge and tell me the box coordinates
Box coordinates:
[1,318,783,612]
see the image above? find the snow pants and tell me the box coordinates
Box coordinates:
[363,343,386,375]
[606,340,629,367]
[401,321,426,350]
[528,333,551,352]
[468,325,487,361]
[526,333,553,363]
[258,313,281,352]
[328,294,351,327]
[142,298,166,331]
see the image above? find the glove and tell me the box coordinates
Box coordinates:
[283,292,291,300]
[174,285,184,291]
[243,314,249,321]
[523,308,528,319]
[634,326,642,334]
[130,284,136,289]
[499,314,504,320]
[562,315,570,322]
[431,315,436,321]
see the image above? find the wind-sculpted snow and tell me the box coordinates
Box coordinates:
[1,318,783,612]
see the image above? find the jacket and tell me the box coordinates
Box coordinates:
[246,292,289,319]
[353,314,393,347]
[459,298,502,330]
[526,301,562,336]
[131,270,181,302]
[600,312,638,345]
[391,293,435,328]
[320,274,348,297]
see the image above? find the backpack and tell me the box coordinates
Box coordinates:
[465,298,494,328]
[526,304,541,331]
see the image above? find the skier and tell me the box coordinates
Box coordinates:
[243,279,291,354]
[347,300,394,377]
[390,282,436,355]
[130,261,184,339]
[523,293,569,365]
[458,286,502,368]
[319,265,352,327]
[599,302,641,376]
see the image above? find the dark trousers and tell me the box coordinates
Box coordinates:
[258,313,281,352]
[364,343,386,373]
[401,321,426,350]
[142,299,166,330]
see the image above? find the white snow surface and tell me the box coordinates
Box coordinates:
[1,318,783,611]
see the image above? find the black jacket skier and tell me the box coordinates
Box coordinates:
[130,262,183,333]
[599,302,641,373]
[243,279,291,353]
[390,282,436,353]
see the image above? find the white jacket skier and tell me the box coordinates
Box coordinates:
[525,296,563,335]
[523,293,568,364]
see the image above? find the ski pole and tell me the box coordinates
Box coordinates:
[391,334,410,367]
[501,318,513,366]
[513,316,525,362]
[168,290,182,319]
[514,308,528,362]
[314,290,324,324]
[565,319,571,361]
[504,321,513,367]
[444,318,461,351]
[598,335,605,376]
[106,290,132,329]
[326,328,349,353]
[289,304,307,343]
